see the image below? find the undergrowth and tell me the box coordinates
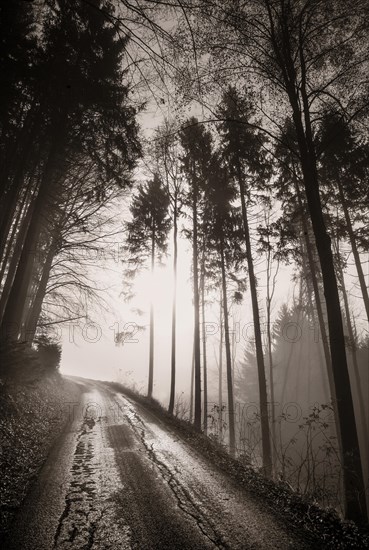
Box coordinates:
[106,381,369,550]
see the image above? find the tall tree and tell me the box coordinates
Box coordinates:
[200,235,208,432]
[216,87,273,477]
[0,0,37,218]
[205,155,245,454]
[0,0,141,348]
[152,122,184,415]
[125,174,170,398]
[273,118,335,417]
[258,204,280,468]
[334,239,369,458]
[179,118,213,430]
[251,1,367,520]
[187,0,368,517]
[319,111,369,323]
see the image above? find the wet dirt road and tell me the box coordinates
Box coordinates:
[4,379,311,550]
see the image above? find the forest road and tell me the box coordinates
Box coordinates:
[4,378,312,550]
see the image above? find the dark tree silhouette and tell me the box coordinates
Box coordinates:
[216,87,273,476]
[125,174,171,397]
[151,122,185,415]
[179,118,213,431]
[319,111,369,323]
[0,0,141,351]
[205,155,246,455]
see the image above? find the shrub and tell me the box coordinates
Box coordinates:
[35,335,62,372]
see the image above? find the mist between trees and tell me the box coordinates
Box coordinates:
[1,0,368,525]
[5,319,363,346]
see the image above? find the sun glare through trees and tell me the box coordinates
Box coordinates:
[1,0,369,543]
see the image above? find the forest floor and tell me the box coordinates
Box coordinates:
[0,373,83,539]
[0,376,368,549]
[107,382,369,549]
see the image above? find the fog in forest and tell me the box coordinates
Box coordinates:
[1,0,368,531]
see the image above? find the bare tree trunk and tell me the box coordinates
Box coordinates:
[0,196,34,323]
[338,180,369,322]
[295,180,333,391]
[0,120,40,264]
[238,173,272,477]
[0,192,45,342]
[0,134,62,344]
[335,240,369,473]
[190,343,195,423]
[298,230,330,402]
[0,178,32,286]
[201,241,208,433]
[265,228,278,471]
[220,239,236,455]
[219,293,223,440]
[168,207,178,414]
[192,198,202,430]
[24,234,58,343]
[148,226,155,398]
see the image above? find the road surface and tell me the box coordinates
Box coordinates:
[4,379,311,549]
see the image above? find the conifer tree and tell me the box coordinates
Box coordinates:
[179,118,213,430]
[216,87,273,476]
[125,174,170,397]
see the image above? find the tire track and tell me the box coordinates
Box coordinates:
[53,392,131,550]
[121,400,229,549]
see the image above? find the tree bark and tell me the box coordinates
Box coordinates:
[265,238,277,470]
[190,343,195,423]
[192,196,202,430]
[238,174,272,477]
[294,180,335,408]
[24,233,58,343]
[338,180,369,322]
[148,225,155,398]
[219,293,223,440]
[201,241,208,433]
[220,239,236,455]
[0,181,31,286]
[0,186,46,342]
[168,205,178,414]
[294,181,335,376]
[0,105,43,264]
[298,230,330,402]
[0,197,35,324]
[0,126,64,344]
[335,240,369,471]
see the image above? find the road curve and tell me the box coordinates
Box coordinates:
[4,378,311,549]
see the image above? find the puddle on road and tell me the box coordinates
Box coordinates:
[53,390,131,550]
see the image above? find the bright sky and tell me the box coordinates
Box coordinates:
[59,220,194,403]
